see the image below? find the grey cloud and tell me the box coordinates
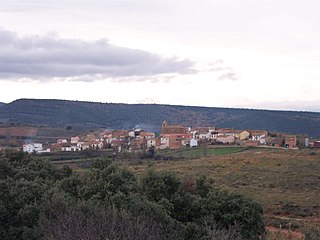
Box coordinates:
[217,71,238,81]
[0,29,194,81]
[200,61,239,81]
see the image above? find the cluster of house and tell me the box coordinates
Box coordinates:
[159,121,299,149]
[22,121,320,154]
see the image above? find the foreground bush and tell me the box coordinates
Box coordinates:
[0,151,265,239]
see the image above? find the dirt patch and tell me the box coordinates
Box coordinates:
[266,226,304,240]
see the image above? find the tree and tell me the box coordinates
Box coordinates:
[141,170,180,202]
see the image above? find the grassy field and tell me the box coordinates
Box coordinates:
[127,147,320,235]
[154,146,244,159]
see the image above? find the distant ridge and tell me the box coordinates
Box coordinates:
[0,98,320,137]
[0,102,5,107]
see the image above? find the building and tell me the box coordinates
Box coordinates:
[239,131,250,140]
[71,136,80,144]
[285,135,297,148]
[313,141,320,148]
[130,139,146,150]
[268,138,284,148]
[159,137,169,149]
[84,134,97,142]
[250,130,268,144]
[168,136,182,149]
[191,127,215,140]
[23,143,43,153]
[161,121,188,134]
[216,135,235,144]
[57,139,68,144]
[190,138,198,147]
[112,130,129,139]
[139,132,156,139]
[147,138,159,148]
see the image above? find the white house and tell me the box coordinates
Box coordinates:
[36,149,51,154]
[23,143,43,153]
[91,141,104,149]
[128,131,135,138]
[61,147,73,152]
[147,138,157,148]
[190,138,198,147]
[159,137,169,149]
[250,131,267,144]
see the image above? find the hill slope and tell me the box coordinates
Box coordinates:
[0,102,5,108]
[0,99,320,137]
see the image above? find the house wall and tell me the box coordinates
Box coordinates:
[240,131,250,140]
[190,139,198,147]
[285,136,297,148]
[313,141,320,148]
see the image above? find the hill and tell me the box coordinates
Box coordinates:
[0,99,320,137]
[0,102,5,107]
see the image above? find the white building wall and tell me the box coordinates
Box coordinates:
[190,139,198,147]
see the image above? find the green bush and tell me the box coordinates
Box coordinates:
[0,152,265,240]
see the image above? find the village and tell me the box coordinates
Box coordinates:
[19,120,319,154]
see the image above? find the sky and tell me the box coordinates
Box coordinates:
[1,0,320,111]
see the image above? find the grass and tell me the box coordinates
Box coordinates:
[155,146,244,159]
[127,147,320,233]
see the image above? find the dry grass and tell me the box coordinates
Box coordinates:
[128,147,320,233]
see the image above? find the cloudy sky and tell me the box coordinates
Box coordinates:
[1,0,320,111]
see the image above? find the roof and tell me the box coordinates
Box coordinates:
[250,131,267,136]
[112,130,129,138]
[217,134,234,138]
[160,133,192,139]
[140,132,155,136]
[99,131,112,137]
[192,127,215,131]
[162,125,186,129]
[269,138,284,144]
[285,135,297,138]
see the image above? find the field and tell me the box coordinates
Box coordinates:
[51,146,320,237]
[128,147,320,236]
[153,146,244,159]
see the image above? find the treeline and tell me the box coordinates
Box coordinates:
[0,151,265,239]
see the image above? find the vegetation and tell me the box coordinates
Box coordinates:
[0,150,265,240]
[129,148,320,237]
[1,99,320,136]
[154,147,244,159]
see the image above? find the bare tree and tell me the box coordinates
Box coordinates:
[203,217,243,240]
[38,205,181,240]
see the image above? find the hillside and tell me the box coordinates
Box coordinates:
[127,147,320,235]
[0,99,320,137]
[0,102,5,107]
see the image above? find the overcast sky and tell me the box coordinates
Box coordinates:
[1,0,320,111]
